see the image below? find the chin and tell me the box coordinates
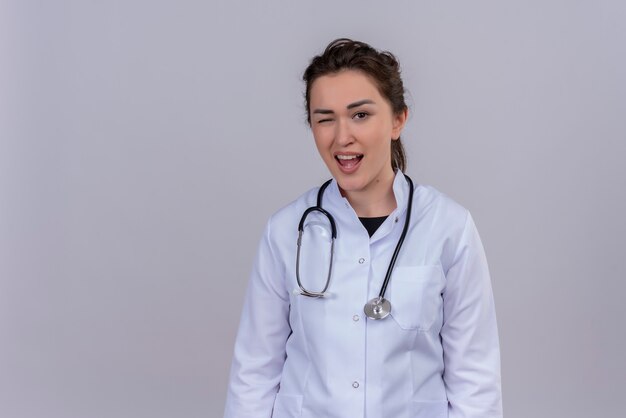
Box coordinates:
[335,176,368,194]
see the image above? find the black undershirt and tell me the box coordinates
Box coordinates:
[359,216,388,237]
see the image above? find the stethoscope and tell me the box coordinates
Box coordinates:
[295,174,414,320]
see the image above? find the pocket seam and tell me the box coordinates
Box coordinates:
[272,393,303,417]
[389,265,443,332]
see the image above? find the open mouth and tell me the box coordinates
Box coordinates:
[335,154,364,171]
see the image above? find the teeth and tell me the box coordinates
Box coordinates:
[336,155,361,160]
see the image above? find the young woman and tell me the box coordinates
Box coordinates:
[224,39,502,418]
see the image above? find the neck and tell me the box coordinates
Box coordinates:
[341,170,397,217]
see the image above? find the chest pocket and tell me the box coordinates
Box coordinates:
[389,265,444,332]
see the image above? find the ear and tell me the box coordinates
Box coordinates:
[391,108,409,140]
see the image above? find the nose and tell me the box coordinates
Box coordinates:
[334,117,354,147]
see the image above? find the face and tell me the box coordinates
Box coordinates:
[308,70,407,197]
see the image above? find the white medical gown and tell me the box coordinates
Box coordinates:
[224,171,502,418]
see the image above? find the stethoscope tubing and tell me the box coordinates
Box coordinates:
[377,175,414,299]
[295,174,414,305]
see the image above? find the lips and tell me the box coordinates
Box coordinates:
[335,153,363,173]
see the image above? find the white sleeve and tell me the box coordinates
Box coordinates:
[441,212,503,418]
[223,217,291,418]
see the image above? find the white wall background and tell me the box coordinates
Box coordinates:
[1,1,625,417]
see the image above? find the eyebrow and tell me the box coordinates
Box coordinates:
[312,99,376,114]
[347,99,375,109]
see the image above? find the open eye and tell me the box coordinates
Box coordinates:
[353,112,369,120]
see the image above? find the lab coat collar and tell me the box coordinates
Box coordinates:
[324,170,411,238]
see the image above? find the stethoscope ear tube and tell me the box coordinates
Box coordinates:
[295,228,335,297]
[298,207,337,239]
[295,179,336,298]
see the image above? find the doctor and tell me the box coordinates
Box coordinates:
[224,38,502,418]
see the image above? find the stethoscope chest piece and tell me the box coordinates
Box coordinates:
[364,297,392,320]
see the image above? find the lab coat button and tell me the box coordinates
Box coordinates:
[352,315,360,322]
[352,381,360,388]
[358,258,365,264]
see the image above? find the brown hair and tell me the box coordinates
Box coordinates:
[303,38,408,172]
